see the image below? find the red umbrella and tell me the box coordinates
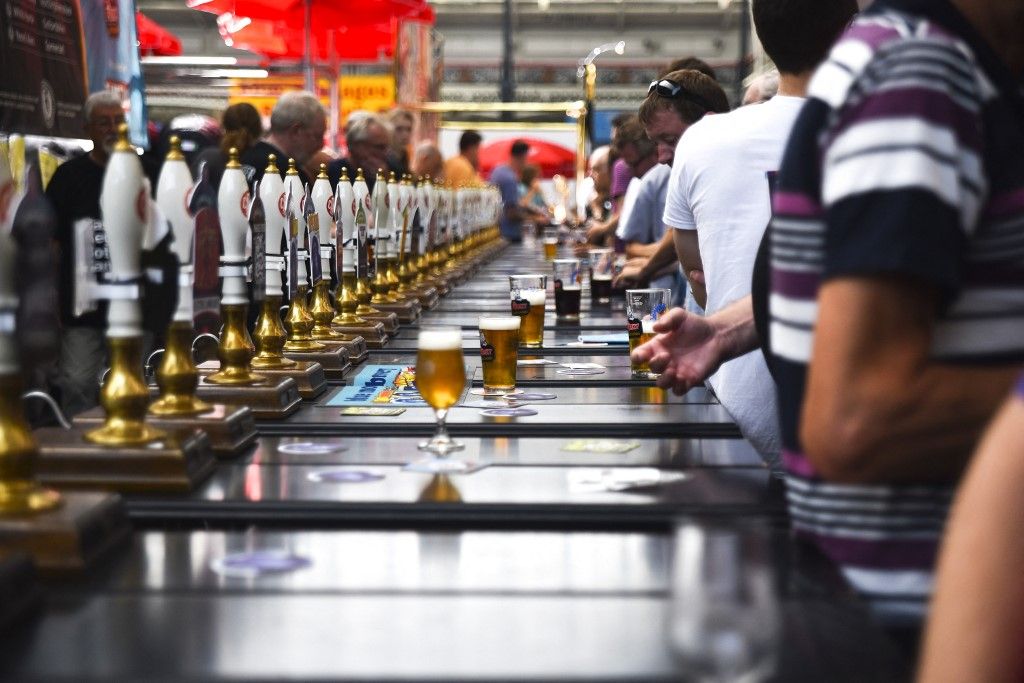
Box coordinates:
[136,11,183,56]
[478,138,577,179]
[218,14,399,61]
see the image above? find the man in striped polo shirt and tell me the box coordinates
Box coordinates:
[769,0,1024,624]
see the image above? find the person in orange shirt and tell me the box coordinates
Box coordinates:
[444,130,483,188]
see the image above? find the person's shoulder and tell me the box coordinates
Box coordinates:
[641,163,672,190]
[47,152,94,188]
[808,8,981,109]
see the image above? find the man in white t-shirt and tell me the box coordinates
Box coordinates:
[637,0,858,470]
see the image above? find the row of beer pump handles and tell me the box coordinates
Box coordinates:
[0,123,504,479]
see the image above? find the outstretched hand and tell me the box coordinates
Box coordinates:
[631,307,724,395]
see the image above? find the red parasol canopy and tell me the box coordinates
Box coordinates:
[136,11,183,56]
[478,138,577,179]
[190,0,432,62]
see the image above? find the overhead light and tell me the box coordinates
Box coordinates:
[198,68,269,78]
[141,56,239,65]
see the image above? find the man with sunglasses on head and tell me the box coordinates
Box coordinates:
[614,70,729,293]
[633,0,857,471]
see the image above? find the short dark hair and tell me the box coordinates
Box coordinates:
[510,139,530,158]
[459,130,482,152]
[611,111,634,130]
[753,0,857,74]
[614,117,656,159]
[662,57,716,81]
[638,69,730,128]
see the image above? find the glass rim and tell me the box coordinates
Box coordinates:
[510,273,547,280]
[625,288,672,296]
[552,258,581,265]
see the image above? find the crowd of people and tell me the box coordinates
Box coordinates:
[31,0,1024,674]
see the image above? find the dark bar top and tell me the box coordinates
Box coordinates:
[0,527,908,681]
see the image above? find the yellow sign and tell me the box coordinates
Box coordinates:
[228,76,331,120]
[339,75,395,122]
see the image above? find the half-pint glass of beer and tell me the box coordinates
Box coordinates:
[542,227,559,260]
[479,315,520,394]
[625,288,671,378]
[415,326,467,468]
[553,258,582,321]
[589,248,614,304]
[509,274,547,348]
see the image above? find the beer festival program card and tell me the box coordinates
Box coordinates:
[561,440,641,454]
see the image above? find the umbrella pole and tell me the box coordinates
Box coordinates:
[303,0,313,91]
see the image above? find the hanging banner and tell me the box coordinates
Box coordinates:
[394,22,440,144]
[0,0,147,145]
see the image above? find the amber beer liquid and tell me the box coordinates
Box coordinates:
[628,319,657,377]
[513,288,545,348]
[416,329,465,409]
[479,316,520,393]
[554,280,581,320]
[543,238,558,260]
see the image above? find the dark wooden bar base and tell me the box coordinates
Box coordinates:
[35,428,217,493]
[192,376,302,419]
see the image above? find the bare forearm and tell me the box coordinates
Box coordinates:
[919,398,1024,683]
[707,296,758,361]
[625,241,659,258]
[638,233,678,280]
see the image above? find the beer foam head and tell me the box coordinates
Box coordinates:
[418,328,463,350]
[522,289,546,305]
[480,316,521,331]
[592,273,612,281]
[641,319,656,334]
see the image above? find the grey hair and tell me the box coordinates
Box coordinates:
[589,145,610,167]
[346,113,390,145]
[84,91,123,121]
[387,108,414,126]
[269,91,325,133]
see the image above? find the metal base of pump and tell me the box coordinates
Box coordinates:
[192,376,302,420]
[0,493,131,576]
[371,297,422,324]
[35,427,217,494]
[358,311,400,334]
[198,360,329,399]
[76,403,257,458]
[282,344,352,382]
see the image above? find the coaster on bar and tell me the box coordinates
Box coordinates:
[481,407,538,417]
[469,387,523,397]
[210,551,312,578]
[278,441,348,455]
[307,469,385,483]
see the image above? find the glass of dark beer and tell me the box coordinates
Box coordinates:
[552,258,582,321]
[588,247,614,304]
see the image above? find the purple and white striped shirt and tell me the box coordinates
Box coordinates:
[768,0,1024,619]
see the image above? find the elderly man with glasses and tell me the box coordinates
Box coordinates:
[241,90,327,188]
[327,113,392,193]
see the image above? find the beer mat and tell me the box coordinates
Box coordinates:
[513,392,557,400]
[307,469,385,483]
[339,407,406,416]
[210,551,312,578]
[481,407,538,417]
[559,362,605,369]
[556,367,606,376]
[469,387,524,397]
[324,364,428,407]
[577,332,630,344]
[561,439,640,453]
[277,441,348,455]
[567,468,690,493]
[517,359,559,365]
[403,459,489,474]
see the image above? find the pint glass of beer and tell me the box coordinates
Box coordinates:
[552,258,582,321]
[542,227,559,260]
[479,315,520,394]
[415,326,467,469]
[589,248,614,304]
[509,274,547,348]
[625,288,671,378]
